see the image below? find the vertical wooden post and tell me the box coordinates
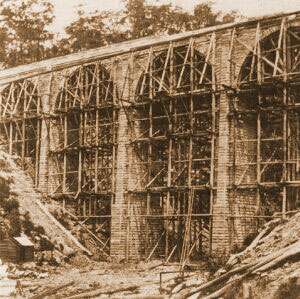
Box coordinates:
[95,63,100,194]
[35,116,41,187]
[9,121,13,155]
[282,18,288,217]
[112,60,117,197]
[210,33,216,254]
[187,38,195,261]
[148,48,153,256]
[21,119,25,168]
[78,113,83,196]
[63,115,67,193]
[256,22,262,216]
[297,112,300,173]
[165,42,173,258]
[21,83,26,169]
[145,192,150,255]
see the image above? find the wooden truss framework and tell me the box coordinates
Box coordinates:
[0,78,41,186]
[1,14,299,261]
[228,19,300,237]
[48,62,119,254]
[124,35,218,262]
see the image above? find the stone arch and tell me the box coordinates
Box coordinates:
[231,26,300,246]
[130,44,215,259]
[49,62,118,255]
[0,79,41,184]
[55,63,114,111]
[51,63,115,193]
[239,26,300,85]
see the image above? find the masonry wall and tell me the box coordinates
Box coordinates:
[1,14,299,261]
[211,29,232,256]
[37,73,52,194]
[38,25,284,259]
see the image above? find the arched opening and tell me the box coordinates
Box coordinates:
[130,44,217,261]
[50,63,117,255]
[0,80,40,185]
[232,26,300,246]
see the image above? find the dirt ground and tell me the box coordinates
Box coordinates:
[14,260,210,298]
[1,151,299,298]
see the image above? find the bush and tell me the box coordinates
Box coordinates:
[22,211,34,236]
[7,209,21,237]
[40,236,54,251]
[0,178,10,199]
[1,197,19,213]
[0,158,9,170]
[35,225,45,235]
[0,218,10,239]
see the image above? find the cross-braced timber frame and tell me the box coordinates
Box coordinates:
[228,20,300,246]
[0,11,299,261]
[0,79,41,185]
[122,36,218,262]
[48,62,119,254]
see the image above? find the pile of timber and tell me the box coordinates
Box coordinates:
[172,212,300,298]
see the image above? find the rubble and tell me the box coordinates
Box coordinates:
[177,212,300,298]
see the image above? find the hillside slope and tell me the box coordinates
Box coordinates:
[0,150,91,256]
[181,212,300,298]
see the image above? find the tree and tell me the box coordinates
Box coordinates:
[222,10,240,24]
[62,9,109,53]
[123,0,148,39]
[57,9,128,55]
[123,0,193,38]
[0,0,241,65]
[123,0,241,38]
[144,4,193,35]
[0,0,55,67]
[193,1,220,28]
[192,2,242,29]
[55,0,241,54]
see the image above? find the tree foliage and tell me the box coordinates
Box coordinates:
[123,0,241,38]
[0,0,54,67]
[56,9,127,55]
[59,0,241,54]
[0,0,242,66]
[61,10,110,53]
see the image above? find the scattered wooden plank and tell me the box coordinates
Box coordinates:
[30,281,75,299]
[66,285,139,299]
[183,240,300,298]
[226,218,281,268]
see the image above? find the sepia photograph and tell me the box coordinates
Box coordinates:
[0,0,299,298]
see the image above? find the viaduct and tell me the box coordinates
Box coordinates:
[0,11,299,262]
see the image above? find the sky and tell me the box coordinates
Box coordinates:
[51,0,300,36]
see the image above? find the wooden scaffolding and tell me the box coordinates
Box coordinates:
[124,35,218,262]
[48,62,119,255]
[227,20,300,245]
[0,79,41,186]
[0,12,299,261]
